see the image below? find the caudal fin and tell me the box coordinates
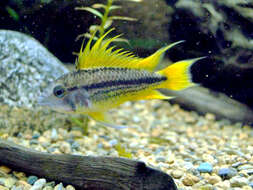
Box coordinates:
[157,57,204,90]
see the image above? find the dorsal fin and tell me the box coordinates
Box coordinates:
[76,29,184,71]
[136,40,185,71]
[76,29,141,70]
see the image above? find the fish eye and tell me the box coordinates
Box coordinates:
[53,85,65,98]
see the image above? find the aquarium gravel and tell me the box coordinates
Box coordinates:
[0,100,253,190]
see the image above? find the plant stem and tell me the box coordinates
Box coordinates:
[99,0,113,37]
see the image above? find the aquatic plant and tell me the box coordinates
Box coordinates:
[75,0,139,42]
[5,6,19,21]
[114,144,132,158]
[70,117,89,136]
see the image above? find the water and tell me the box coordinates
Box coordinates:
[0,0,253,189]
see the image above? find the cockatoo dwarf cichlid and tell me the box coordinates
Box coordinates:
[38,29,203,129]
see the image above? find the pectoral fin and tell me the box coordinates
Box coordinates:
[66,88,92,111]
[87,111,129,129]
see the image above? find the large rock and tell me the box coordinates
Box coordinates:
[0,30,69,108]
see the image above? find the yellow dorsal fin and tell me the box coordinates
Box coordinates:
[136,40,185,71]
[77,29,141,70]
[76,29,184,71]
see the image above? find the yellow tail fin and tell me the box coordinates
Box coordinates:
[157,57,204,90]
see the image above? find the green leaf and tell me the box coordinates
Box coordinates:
[75,33,98,42]
[109,16,137,21]
[104,20,113,29]
[111,37,130,45]
[75,7,103,19]
[92,3,106,9]
[89,25,100,33]
[109,5,122,11]
[40,0,52,4]
[5,6,19,21]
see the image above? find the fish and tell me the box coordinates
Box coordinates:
[38,29,203,129]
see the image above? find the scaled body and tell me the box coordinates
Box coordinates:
[57,67,166,113]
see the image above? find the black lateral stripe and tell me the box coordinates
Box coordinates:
[92,86,146,101]
[82,76,166,90]
[67,86,78,92]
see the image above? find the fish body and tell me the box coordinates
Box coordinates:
[54,67,167,112]
[38,29,202,128]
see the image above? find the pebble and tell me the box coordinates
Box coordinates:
[182,174,199,186]
[0,185,8,190]
[215,180,230,189]
[218,168,237,179]
[155,156,166,163]
[32,133,40,139]
[31,179,47,190]
[16,180,32,190]
[0,97,252,189]
[242,186,252,190]
[2,177,16,188]
[206,175,221,185]
[51,129,58,142]
[59,142,72,154]
[249,182,253,188]
[27,176,38,185]
[65,185,75,190]
[238,164,253,171]
[241,169,253,175]
[108,139,118,147]
[71,141,80,150]
[232,162,244,168]
[198,184,213,190]
[54,183,64,190]
[184,162,194,170]
[13,171,26,180]
[0,166,11,174]
[230,176,249,187]
[69,131,83,138]
[30,139,39,145]
[197,162,213,173]
[171,170,184,179]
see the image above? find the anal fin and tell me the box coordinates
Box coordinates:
[87,111,129,129]
[134,90,174,101]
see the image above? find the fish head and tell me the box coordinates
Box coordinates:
[37,76,91,112]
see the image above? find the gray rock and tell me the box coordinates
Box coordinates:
[0,30,68,108]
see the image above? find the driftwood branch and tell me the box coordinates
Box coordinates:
[0,139,177,190]
[161,87,253,125]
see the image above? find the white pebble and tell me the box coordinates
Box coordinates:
[31,179,46,190]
